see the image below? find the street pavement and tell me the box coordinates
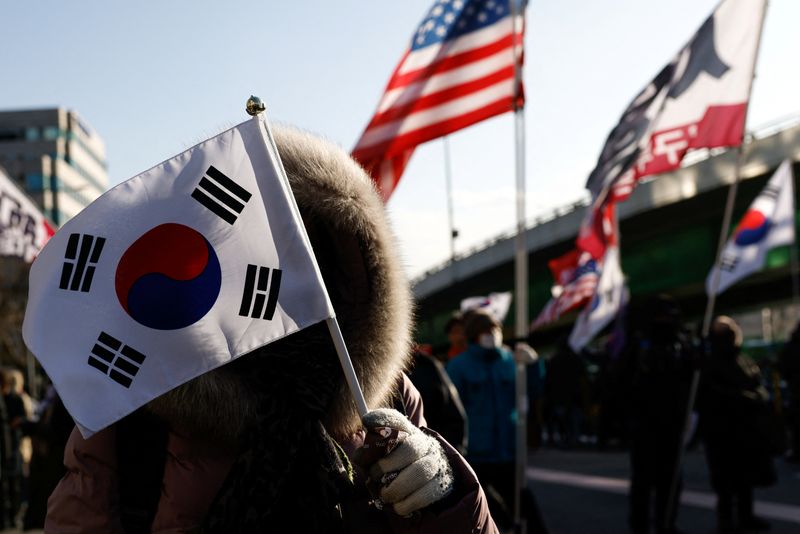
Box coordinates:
[527,447,800,533]
[2,448,797,533]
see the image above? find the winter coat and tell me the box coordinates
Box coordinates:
[44,125,498,533]
[446,344,516,464]
[46,376,496,533]
[699,351,777,491]
[408,351,467,454]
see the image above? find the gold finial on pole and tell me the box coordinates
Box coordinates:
[245,95,266,116]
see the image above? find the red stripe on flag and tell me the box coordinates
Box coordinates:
[366,66,516,129]
[353,96,514,162]
[388,34,517,90]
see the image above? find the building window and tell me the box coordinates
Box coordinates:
[25,173,44,190]
[25,127,41,141]
[43,126,59,141]
[0,128,24,141]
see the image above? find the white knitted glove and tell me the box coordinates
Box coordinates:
[357,408,454,516]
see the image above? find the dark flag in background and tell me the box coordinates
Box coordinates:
[586,0,766,205]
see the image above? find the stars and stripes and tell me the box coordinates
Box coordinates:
[352,0,526,201]
[531,255,600,330]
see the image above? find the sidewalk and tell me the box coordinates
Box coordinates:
[527,447,800,533]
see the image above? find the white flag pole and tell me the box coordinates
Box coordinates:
[247,96,370,418]
[510,1,528,532]
[664,2,769,527]
[326,317,370,417]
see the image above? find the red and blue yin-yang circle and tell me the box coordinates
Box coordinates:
[115,223,221,330]
[734,209,771,247]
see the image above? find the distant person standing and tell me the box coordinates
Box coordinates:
[438,313,467,362]
[620,295,695,534]
[447,310,548,533]
[779,320,800,462]
[699,316,775,533]
[2,369,26,527]
[408,348,467,454]
[544,340,586,449]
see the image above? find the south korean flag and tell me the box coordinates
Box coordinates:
[23,115,335,437]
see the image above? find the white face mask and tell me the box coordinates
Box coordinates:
[478,329,502,349]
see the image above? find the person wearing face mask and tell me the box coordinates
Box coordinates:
[446,310,518,530]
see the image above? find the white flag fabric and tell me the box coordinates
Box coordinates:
[568,247,627,353]
[23,116,335,437]
[706,160,796,296]
[586,0,766,203]
[0,167,53,262]
[460,291,513,323]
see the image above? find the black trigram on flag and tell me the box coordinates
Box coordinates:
[761,184,780,200]
[191,165,252,224]
[238,265,282,320]
[87,332,147,388]
[59,233,106,292]
[720,253,739,272]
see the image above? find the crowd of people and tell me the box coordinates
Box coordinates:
[0,370,72,532]
[414,294,798,534]
[0,127,795,533]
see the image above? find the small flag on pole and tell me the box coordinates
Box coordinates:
[568,246,627,352]
[706,160,796,296]
[0,167,54,262]
[352,0,526,201]
[23,115,335,437]
[461,291,512,322]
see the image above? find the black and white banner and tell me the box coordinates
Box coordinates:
[0,167,53,262]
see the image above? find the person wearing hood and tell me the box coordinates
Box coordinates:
[699,316,775,533]
[43,126,498,533]
[445,310,520,531]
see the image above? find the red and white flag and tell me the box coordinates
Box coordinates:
[586,0,766,204]
[0,166,54,262]
[352,0,525,201]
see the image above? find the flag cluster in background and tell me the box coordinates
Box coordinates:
[532,0,767,347]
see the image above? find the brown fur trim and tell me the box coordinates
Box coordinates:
[147,125,414,443]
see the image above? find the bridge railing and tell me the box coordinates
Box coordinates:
[410,112,800,287]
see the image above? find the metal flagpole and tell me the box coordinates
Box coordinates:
[664,146,745,527]
[443,137,458,264]
[247,95,370,418]
[702,146,747,337]
[664,2,769,526]
[788,169,800,311]
[510,1,528,532]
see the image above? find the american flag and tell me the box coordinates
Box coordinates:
[532,203,617,331]
[352,0,525,201]
[531,256,600,331]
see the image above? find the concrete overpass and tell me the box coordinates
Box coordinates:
[412,116,800,346]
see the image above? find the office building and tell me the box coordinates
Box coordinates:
[0,108,108,226]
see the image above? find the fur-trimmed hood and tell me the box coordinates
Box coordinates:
[147,125,413,443]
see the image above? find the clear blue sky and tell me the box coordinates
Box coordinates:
[3,1,798,277]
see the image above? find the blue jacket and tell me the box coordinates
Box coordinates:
[446,343,517,463]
